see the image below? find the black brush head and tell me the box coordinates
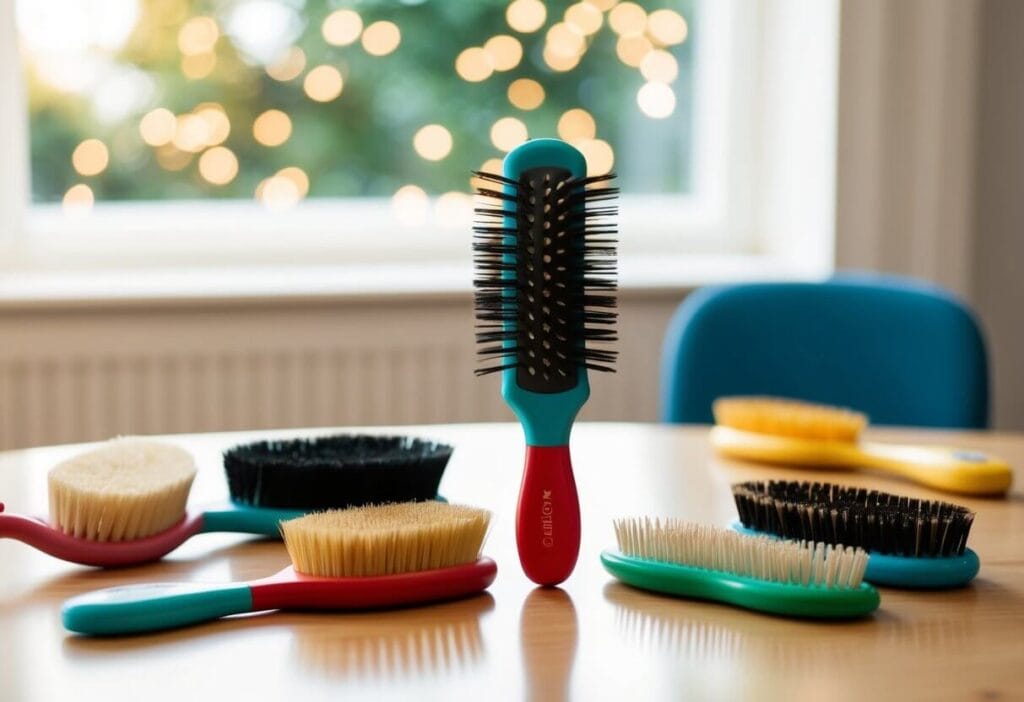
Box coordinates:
[223,435,452,510]
[472,165,618,392]
[732,480,975,557]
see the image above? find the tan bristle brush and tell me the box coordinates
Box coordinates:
[710,396,1012,495]
[63,501,497,636]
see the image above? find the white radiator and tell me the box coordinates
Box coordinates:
[0,294,676,450]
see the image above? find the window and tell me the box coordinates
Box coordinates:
[1,1,834,273]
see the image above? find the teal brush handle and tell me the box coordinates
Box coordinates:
[601,550,880,619]
[63,582,254,635]
[198,503,306,537]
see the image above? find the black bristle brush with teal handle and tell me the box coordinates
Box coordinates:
[472,138,618,585]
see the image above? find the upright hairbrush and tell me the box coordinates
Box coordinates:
[473,138,618,585]
[0,434,451,567]
[711,396,1012,495]
[732,480,979,588]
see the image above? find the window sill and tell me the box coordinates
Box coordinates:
[0,254,828,312]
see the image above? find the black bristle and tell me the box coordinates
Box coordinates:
[472,164,618,390]
[223,435,452,509]
[731,480,975,557]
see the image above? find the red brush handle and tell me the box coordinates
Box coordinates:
[516,445,580,586]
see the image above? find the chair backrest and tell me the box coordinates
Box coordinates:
[660,275,989,428]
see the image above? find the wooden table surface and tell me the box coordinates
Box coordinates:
[1,423,1022,701]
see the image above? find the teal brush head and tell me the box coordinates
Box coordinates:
[472,138,618,585]
[732,480,980,589]
[602,518,880,619]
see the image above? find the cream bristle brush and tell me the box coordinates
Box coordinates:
[63,501,496,636]
[711,396,1012,495]
[600,518,879,619]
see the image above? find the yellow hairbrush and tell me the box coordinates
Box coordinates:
[710,397,1012,496]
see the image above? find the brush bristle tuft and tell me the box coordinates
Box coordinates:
[713,396,867,442]
[614,517,869,589]
[732,480,975,557]
[281,501,491,577]
[223,435,451,509]
[48,438,196,541]
[472,165,618,390]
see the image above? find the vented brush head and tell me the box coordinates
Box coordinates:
[732,480,975,558]
[472,162,618,392]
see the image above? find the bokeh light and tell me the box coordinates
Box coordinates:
[584,0,618,11]
[198,146,238,185]
[266,47,306,81]
[322,9,363,47]
[574,138,614,176]
[362,21,401,56]
[434,191,473,227]
[647,9,688,46]
[506,0,547,33]
[640,49,679,83]
[139,108,176,147]
[637,81,676,118]
[455,47,493,83]
[178,16,219,55]
[257,175,301,210]
[392,184,429,227]
[303,65,344,102]
[156,144,193,171]
[71,139,109,176]
[484,35,523,72]
[195,104,231,145]
[490,117,528,152]
[616,35,653,67]
[253,109,292,147]
[543,45,581,72]
[470,158,505,190]
[276,167,310,198]
[608,2,647,37]
[62,183,94,217]
[181,52,216,80]
[173,114,210,153]
[507,78,545,110]
[413,124,454,161]
[565,3,603,36]
[546,23,585,59]
[557,108,596,142]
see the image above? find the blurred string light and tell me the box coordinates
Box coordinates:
[173,113,211,152]
[195,104,231,145]
[574,138,614,176]
[322,9,363,46]
[198,146,238,185]
[647,9,688,45]
[484,35,523,71]
[455,47,493,83]
[507,78,545,110]
[392,184,430,227]
[256,175,301,210]
[177,16,219,55]
[506,0,546,33]
[640,49,678,83]
[557,108,595,142]
[636,81,675,118]
[266,46,306,81]
[608,2,647,37]
[71,139,109,176]
[565,3,603,35]
[155,144,192,171]
[413,124,453,161]
[616,34,651,67]
[181,51,216,79]
[434,191,473,227]
[139,108,176,146]
[253,109,292,147]
[62,183,94,217]
[490,117,528,152]
[303,65,344,102]
[546,22,585,58]
[583,0,617,11]
[276,167,310,198]
[362,21,401,56]
[470,157,505,190]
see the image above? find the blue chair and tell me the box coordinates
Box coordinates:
[660,275,990,428]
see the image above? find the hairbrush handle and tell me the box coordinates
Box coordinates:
[516,446,581,586]
[63,581,254,635]
[197,503,305,536]
[858,443,1012,495]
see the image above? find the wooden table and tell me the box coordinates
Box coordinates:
[1,423,1022,701]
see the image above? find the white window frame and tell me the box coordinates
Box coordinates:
[0,0,838,281]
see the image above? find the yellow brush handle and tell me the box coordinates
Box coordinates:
[710,426,1012,496]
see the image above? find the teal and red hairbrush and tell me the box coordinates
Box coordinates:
[473,138,618,585]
